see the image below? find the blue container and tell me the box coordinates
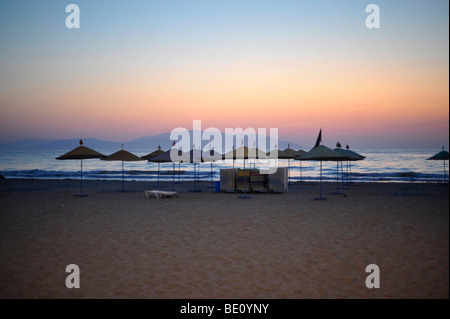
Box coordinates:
[215,181,221,192]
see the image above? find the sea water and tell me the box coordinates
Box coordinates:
[0,149,447,183]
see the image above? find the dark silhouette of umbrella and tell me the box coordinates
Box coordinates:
[141,145,164,160]
[341,144,365,183]
[149,148,182,190]
[102,146,144,191]
[141,145,165,186]
[333,145,364,193]
[427,149,449,183]
[56,139,106,196]
[297,145,348,200]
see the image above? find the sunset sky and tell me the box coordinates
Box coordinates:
[0,0,448,148]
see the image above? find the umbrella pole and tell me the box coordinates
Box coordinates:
[75,158,87,197]
[319,161,322,198]
[172,163,175,191]
[300,161,302,182]
[157,163,160,187]
[336,161,339,193]
[343,161,348,187]
[122,161,125,191]
[239,158,251,199]
[347,161,352,185]
[314,161,326,200]
[341,161,348,190]
[444,160,446,183]
[192,163,195,190]
[190,162,201,192]
[80,158,83,196]
[175,162,182,184]
[349,161,352,184]
[333,161,341,194]
[209,162,214,188]
[288,159,291,184]
[244,160,246,195]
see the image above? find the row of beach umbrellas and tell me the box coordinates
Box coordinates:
[56,135,448,197]
[55,140,224,196]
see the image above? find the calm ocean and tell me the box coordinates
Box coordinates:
[0,149,447,183]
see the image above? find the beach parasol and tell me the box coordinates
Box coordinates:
[56,139,106,196]
[332,145,364,193]
[343,145,365,185]
[426,149,449,183]
[141,145,165,186]
[297,145,348,200]
[102,146,144,192]
[149,148,181,190]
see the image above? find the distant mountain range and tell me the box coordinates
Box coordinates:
[0,132,303,152]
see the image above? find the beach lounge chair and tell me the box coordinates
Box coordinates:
[236,169,251,193]
[250,170,268,193]
[145,190,178,199]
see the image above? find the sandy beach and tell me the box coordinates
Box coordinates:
[0,178,448,299]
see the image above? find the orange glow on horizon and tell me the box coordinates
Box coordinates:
[1,49,448,145]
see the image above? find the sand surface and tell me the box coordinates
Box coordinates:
[0,178,448,298]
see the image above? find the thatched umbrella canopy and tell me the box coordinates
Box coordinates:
[297,145,348,200]
[141,145,166,186]
[150,149,183,190]
[427,149,449,182]
[56,146,106,160]
[141,145,164,160]
[102,148,144,191]
[56,139,106,196]
[427,150,449,160]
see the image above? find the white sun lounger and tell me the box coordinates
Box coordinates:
[145,190,178,199]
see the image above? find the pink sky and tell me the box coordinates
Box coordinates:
[0,1,448,148]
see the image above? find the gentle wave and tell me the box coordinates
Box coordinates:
[348,171,444,182]
[0,168,445,183]
[0,149,448,183]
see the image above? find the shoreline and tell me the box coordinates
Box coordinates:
[0,179,448,298]
[1,176,449,185]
